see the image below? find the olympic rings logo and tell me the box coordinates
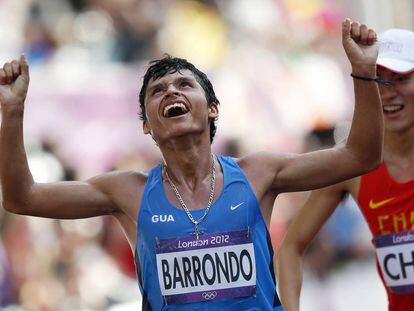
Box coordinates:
[202,291,217,300]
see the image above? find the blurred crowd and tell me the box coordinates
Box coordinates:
[0,0,413,310]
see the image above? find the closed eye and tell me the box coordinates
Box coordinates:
[395,75,412,83]
[181,81,191,87]
[152,87,163,95]
[179,80,193,88]
[380,73,414,85]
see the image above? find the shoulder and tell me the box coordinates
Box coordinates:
[236,152,290,183]
[88,169,152,221]
[87,169,149,200]
[236,151,288,171]
[235,152,287,200]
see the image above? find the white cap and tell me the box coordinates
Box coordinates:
[377,28,414,74]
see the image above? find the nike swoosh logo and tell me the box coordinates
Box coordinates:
[230,202,244,211]
[369,198,395,209]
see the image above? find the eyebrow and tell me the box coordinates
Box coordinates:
[175,76,196,84]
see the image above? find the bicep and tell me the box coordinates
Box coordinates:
[274,147,368,193]
[15,178,117,219]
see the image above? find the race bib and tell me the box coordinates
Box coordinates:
[155,229,256,304]
[375,230,414,293]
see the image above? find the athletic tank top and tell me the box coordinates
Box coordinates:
[358,162,414,311]
[135,155,283,310]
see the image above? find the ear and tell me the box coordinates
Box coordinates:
[208,103,219,120]
[143,120,151,135]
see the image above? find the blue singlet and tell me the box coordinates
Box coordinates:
[135,155,283,310]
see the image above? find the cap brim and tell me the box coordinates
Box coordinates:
[377,57,414,74]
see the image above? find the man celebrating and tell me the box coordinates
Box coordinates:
[0,19,381,310]
[278,28,414,311]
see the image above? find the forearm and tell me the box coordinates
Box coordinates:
[345,65,383,170]
[277,245,304,311]
[0,107,34,211]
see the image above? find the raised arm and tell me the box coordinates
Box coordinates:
[276,180,354,311]
[241,19,383,197]
[284,19,382,189]
[276,19,382,191]
[0,56,118,219]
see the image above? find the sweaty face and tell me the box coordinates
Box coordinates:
[378,67,414,133]
[143,70,218,144]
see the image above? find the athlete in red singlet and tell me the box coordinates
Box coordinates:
[358,163,414,309]
[278,28,414,311]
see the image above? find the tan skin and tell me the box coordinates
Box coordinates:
[277,67,414,311]
[0,19,381,262]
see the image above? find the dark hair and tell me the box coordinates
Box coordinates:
[139,55,220,143]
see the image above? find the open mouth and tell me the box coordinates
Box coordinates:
[163,102,189,118]
[383,104,404,115]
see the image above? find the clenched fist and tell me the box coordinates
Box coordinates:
[0,55,30,112]
[342,19,378,77]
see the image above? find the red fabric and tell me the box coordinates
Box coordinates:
[358,162,414,310]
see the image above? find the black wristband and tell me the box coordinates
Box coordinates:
[350,73,393,86]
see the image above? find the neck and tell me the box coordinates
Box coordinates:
[160,136,213,190]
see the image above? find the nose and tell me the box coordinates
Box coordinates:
[165,83,180,97]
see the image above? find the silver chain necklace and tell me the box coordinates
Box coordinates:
[163,154,216,240]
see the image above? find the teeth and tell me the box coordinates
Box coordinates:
[163,102,188,117]
[383,105,404,113]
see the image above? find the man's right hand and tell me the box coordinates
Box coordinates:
[0,55,30,111]
[342,19,378,77]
